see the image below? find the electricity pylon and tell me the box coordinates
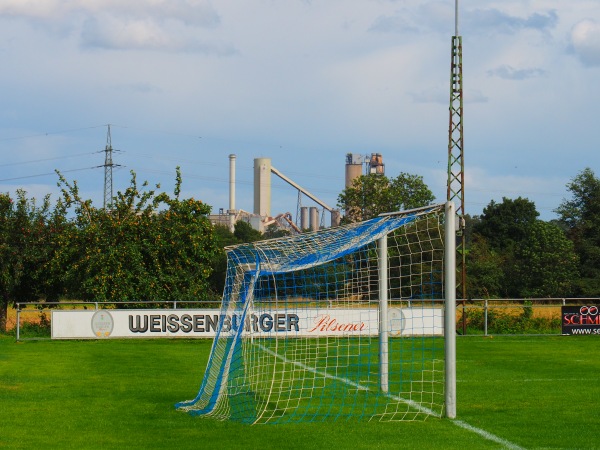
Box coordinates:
[103,125,115,210]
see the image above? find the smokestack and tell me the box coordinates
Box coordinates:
[229,154,236,233]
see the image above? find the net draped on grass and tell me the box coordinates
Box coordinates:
[177,204,449,424]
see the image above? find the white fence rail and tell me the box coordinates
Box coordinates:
[455,298,600,336]
[13,298,600,340]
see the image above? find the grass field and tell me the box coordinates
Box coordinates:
[1,334,599,449]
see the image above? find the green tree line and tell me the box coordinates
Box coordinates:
[0,169,221,331]
[338,169,600,300]
[2,166,599,331]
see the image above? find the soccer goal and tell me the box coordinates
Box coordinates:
[177,202,456,423]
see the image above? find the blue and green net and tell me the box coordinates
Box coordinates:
[177,204,448,423]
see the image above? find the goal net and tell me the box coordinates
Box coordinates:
[177,202,456,424]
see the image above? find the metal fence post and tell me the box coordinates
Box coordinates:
[484,299,488,336]
[16,303,21,342]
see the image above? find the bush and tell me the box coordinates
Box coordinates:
[460,303,561,335]
[10,310,51,338]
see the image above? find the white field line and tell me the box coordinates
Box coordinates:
[453,420,526,450]
[519,378,591,382]
[258,344,526,450]
[458,378,594,383]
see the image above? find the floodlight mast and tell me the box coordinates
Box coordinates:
[455,0,459,35]
[447,0,466,322]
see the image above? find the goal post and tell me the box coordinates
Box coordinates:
[177,202,457,423]
[444,201,457,419]
[378,233,389,394]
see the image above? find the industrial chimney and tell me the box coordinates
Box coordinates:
[228,154,236,233]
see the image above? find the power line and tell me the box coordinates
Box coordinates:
[0,152,96,168]
[0,166,99,183]
[0,124,107,142]
[109,124,203,140]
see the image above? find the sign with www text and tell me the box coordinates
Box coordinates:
[562,305,600,335]
[51,308,443,339]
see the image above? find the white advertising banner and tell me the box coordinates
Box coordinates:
[51,308,443,339]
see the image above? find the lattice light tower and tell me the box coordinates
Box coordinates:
[447,1,466,304]
[103,125,115,210]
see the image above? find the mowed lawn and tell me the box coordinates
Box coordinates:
[0,334,598,449]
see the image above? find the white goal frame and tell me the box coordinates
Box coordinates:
[177,201,457,423]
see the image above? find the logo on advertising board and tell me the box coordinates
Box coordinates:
[389,308,406,336]
[562,305,600,335]
[91,310,114,338]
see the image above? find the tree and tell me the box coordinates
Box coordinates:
[233,220,263,242]
[337,173,435,223]
[473,197,539,250]
[512,221,579,298]
[555,168,600,296]
[465,235,504,298]
[0,191,62,331]
[209,224,243,297]
[52,169,219,303]
[470,197,578,298]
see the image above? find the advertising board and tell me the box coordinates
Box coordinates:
[562,305,600,335]
[51,308,443,339]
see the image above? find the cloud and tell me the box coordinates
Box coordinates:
[465,167,567,218]
[80,15,236,54]
[0,0,230,53]
[368,1,453,34]
[367,3,558,36]
[0,0,65,21]
[0,0,220,27]
[464,8,558,35]
[487,65,547,80]
[569,19,600,67]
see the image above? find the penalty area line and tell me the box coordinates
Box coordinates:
[257,344,525,449]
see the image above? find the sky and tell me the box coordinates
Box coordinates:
[1,0,599,224]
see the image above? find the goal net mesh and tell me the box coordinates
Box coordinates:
[177,204,447,424]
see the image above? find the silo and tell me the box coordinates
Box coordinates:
[309,207,319,231]
[345,153,363,189]
[300,206,309,230]
[330,209,341,227]
[254,157,271,218]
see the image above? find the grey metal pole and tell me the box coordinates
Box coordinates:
[484,299,488,336]
[445,201,457,418]
[378,234,389,393]
[16,303,20,342]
